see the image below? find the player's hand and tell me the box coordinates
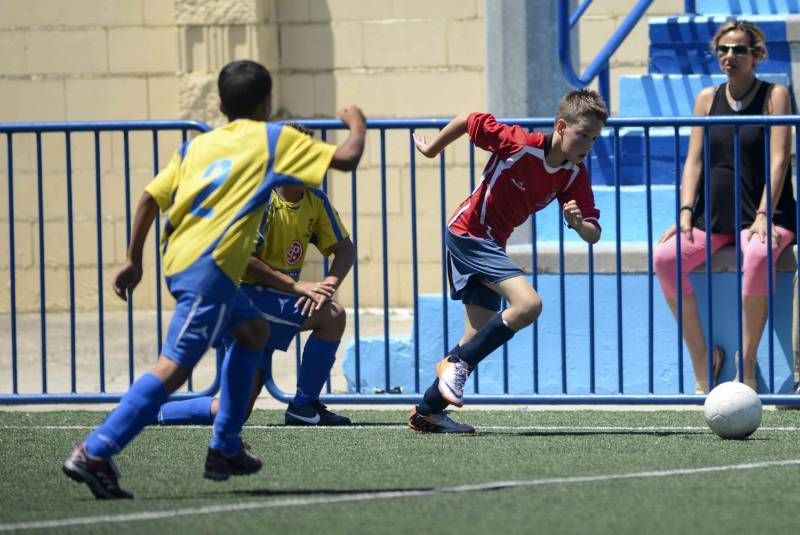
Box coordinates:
[562,200,583,229]
[112,261,143,301]
[412,133,436,158]
[293,281,336,316]
[746,214,780,245]
[337,105,366,131]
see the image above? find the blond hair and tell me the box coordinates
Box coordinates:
[556,89,608,125]
[711,19,768,61]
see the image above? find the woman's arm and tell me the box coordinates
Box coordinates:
[762,83,791,213]
[659,87,714,244]
[681,88,715,209]
[748,83,792,242]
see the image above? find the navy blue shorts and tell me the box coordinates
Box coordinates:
[445,230,524,311]
[162,289,262,368]
[240,284,307,352]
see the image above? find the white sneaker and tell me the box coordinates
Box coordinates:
[407,407,475,433]
[436,356,470,407]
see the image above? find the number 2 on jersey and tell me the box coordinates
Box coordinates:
[191,158,232,218]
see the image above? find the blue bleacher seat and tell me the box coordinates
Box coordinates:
[698,0,800,14]
[618,73,791,116]
[649,15,792,74]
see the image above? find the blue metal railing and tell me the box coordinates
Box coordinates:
[2,116,799,406]
[0,120,220,404]
[558,1,700,107]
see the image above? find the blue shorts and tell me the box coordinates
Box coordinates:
[162,289,262,368]
[445,230,524,311]
[240,284,307,352]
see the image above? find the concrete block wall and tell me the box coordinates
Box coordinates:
[275,1,486,307]
[0,0,670,313]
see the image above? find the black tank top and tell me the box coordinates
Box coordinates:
[693,81,796,233]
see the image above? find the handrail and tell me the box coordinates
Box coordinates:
[558,1,703,107]
[0,119,211,133]
[558,0,654,109]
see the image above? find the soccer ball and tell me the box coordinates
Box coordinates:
[703,381,762,439]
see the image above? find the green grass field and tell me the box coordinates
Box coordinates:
[2,408,800,534]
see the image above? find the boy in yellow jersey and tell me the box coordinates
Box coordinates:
[155,123,356,427]
[63,61,366,499]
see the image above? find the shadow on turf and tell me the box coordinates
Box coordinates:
[474,429,709,437]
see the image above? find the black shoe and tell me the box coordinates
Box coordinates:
[285,401,351,426]
[203,442,263,481]
[776,381,800,410]
[62,443,133,499]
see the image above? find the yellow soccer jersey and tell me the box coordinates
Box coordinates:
[243,188,349,283]
[145,119,336,297]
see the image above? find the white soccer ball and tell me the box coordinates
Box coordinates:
[703,381,762,439]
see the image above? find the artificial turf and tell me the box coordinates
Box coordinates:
[1,409,799,534]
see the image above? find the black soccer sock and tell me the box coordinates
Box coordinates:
[417,344,461,415]
[458,312,515,368]
[417,379,450,415]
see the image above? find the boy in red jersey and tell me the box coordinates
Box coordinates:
[408,89,607,433]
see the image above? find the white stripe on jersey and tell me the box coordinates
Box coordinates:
[478,155,515,225]
[448,202,471,228]
[477,145,576,227]
[563,166,580,192]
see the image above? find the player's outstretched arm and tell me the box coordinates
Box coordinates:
[412,112,470,158]
[112,192,159,301]
[330,105,367,171]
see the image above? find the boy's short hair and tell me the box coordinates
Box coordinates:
[284,121,314,137]
[556,89,608,125]
[218,60,272,119]
[711,19,768,61]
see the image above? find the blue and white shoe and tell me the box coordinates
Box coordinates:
[285,401,351,426]
[436,356,470,407]
[407,407,475,434]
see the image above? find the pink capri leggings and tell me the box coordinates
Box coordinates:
[654,226,796,298]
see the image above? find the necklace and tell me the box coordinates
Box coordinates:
[728,78,758,112]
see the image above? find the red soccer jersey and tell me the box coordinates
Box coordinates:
[448,112,601,247]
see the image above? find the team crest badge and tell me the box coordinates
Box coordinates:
[286,240,303,264]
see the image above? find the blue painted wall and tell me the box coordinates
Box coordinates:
[343,273,795,395]
[529,185,678,243]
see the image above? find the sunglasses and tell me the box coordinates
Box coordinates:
[715,44,755,56]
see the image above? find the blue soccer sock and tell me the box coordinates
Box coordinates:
[155,396,215,426]
[417,345,461,416]
[210,341,261,455]
[458,312,515,368]
[293,336,339,407]
[85,372,167,458]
